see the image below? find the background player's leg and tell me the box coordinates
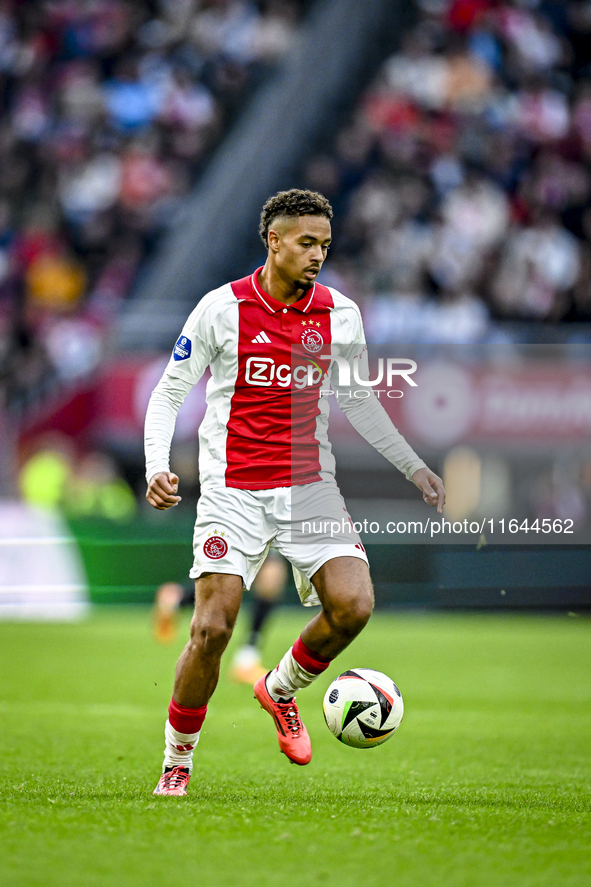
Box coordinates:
[265,557,373,701]
[157,572,243,782]
[153,581,193,643]
[230,553,287,683]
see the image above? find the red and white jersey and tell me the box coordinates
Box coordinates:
[145,268,426,491]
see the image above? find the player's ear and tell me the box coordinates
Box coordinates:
[267,228,280,252]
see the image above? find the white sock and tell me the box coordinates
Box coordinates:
[266,647,319,702]
[162,719,200,773]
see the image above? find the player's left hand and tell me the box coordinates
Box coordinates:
[411,467,446,514]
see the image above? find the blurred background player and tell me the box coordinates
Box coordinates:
[153,549,288,684]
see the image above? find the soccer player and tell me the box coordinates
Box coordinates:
[145,189,445,795]
[153,549,287,685]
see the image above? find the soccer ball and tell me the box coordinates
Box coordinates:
[323,668,404,748]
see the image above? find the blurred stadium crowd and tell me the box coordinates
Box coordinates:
[3,0,591,407]
[305,0,591,342]
[0,0,305,416]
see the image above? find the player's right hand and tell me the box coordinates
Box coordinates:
[146,472,182,510]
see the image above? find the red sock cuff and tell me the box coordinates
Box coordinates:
[168,698,207,734]
[292,637,331,675]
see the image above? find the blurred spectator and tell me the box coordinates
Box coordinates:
[26,249,86,312]
[18,438,136,522]
[65,451,136,521]
[530,458,587,529]
[0,279,57,418]
[492,212,581,319]
[18,435,75,511]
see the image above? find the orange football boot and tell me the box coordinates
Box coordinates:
[253,673,312,765]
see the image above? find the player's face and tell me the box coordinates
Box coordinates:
[270,215,332,290]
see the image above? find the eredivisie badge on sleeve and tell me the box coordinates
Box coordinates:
[174,336,192,361]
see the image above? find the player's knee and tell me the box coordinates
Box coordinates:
[189,611,234,656]
[346,593,374,633]
[328,587,374,637]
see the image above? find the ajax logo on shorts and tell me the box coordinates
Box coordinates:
[301,328,324,353]
[203,532,228,559]
[174,336,191,361]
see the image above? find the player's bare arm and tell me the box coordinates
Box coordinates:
[146,472,181,510]
[412,467,446,514]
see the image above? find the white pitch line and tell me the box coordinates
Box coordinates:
[0,537,76,545]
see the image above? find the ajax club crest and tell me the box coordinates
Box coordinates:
[203,532,228,559]
[301,327,324,354]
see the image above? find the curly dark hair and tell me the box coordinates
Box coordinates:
[259,188,333,248]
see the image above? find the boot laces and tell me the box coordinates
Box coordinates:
[163,767,189,788]
[277,700,301,735]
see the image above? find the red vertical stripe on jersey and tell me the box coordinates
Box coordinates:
[224,273,333,489]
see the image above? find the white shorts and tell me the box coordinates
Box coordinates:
[190,481,368,606]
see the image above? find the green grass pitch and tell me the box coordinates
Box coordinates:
[0,606,590,887]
